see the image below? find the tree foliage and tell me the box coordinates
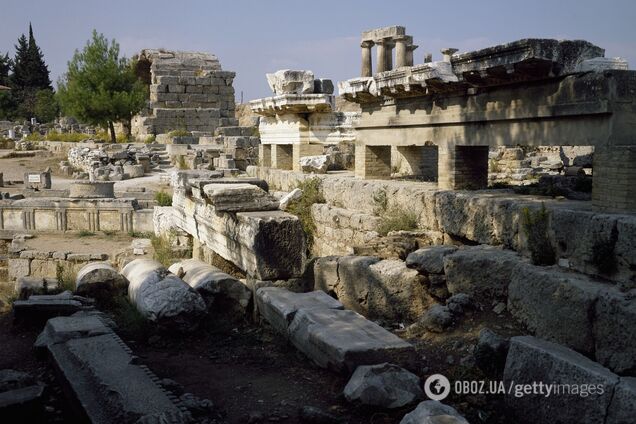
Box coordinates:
[57,30,147,143]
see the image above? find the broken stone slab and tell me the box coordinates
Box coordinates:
[202,183,279,212]
[0,384,45,420]
[405,245,458,275]
[172,192,306,280]
[443,246,523,304]
[168,259,251,314]
[288,308,416,373]
[0,370,36,392]
[300,155,329,174]
[343,363,422,408]
[75,262,128,299]
[503,336,618,424]
[266,69,315,95]
[474,328,510,377]
[594,290,636,375]
[279,188,302,211]
[34,314,111,351]
[12,291,93,320]
[48,332,186,423]
[400,400,469,424]
[255,287,343,334]
[122,259,206,331]
[606,377,636,424]
[508,263,609,356]
[576,57,629,72]
[15,276,58,299]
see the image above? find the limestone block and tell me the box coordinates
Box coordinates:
[279,188,302,211]
[606,378,636,424]
[122,259,206,331]
[29,259,59,279]
[34,315,111,350]
[123,164,144,178]
[266,69,315,95]
[443,246,523,303]
[255,287,343,334]
[594,291,636,375]
[313,79,334,95]
[576,57,629,72]
[202,183,279,212]
[405,245,458,275]
[508,263,607,355]
[503,336,618,424]
[15,276,58,299]
[75,262,128,298]
[288,307,416,373]
[168,259,251,313]
[300,155,328,174]
[400,401,469,424]
[8,259,30,281]
[343,363,422,408]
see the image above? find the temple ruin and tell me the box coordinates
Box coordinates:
[340,26,634,212]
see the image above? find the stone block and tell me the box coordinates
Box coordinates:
[343,363,422,408]
[400,401,469,424]
[405,245,457,275]
[503,336,619,424]
[255,287,343,334]
[266,69,315,94]
[34,315,111,350]
[508,263,607,355]
[287,307,416,373]
[443,246,523,303]
[8,259,30,281]
[29,259,58,279]
[606,378,636,424]
[594,291,636,375]
[202,183,279,212]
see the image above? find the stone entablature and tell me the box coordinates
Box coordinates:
[131,49,238,139]
[250,70,360,171]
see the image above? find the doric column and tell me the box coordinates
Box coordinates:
[385,39,395,71]
[406,44,418,66]
[361,41,374,77]
[395,36,408,68]
[376,39,388,73]
[441,47,458,63]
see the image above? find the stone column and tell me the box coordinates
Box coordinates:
[385,40,395,71]
[376,40,388,73]
[361,41,374,77]
[395,36,408,68]
[441,48,458,63]
[406,44,418,66]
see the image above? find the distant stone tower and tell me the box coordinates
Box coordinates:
[131,49,238,140]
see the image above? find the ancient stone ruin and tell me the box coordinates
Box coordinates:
[1,25,636,424]
[131,49,238,139]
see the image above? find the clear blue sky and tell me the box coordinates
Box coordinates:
[2,0,635,101]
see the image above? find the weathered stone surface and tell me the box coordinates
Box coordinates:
[443,246,523,303]
[343,363,422,408]
[400,400,469,424]
[168,259,251,313]
[314,256,431,322]
[122,259,206,331]
[266,69,315,95]
[594,291,636,375]
[279,188,302,211]
[288,307,416,373]
[48,331,185,423]
[406,245,457,275]
[202,183,279,212]
[7,259,30,281]
[34,315,110,350]
[419,304,453,333]
[474,328,509,376]
[256,287,343,334]
[75,262,128,298]
[607,377,636,424]
[13,291,91,320]
[0,384,45,419]
[508,263,608,355]
[503,336,618,424]
[0,370,35,392]
[300,155,329,174]
[14,276,58,299]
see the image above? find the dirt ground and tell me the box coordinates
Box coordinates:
[22,233,138,257]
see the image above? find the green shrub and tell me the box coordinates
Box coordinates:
[128,231,153,238]
[144,134,156,144]
[155,190,172,206]
[373,188,419,236]
[521,203,556,265]
[108,295,150,339]
[177,155,188,170]
[286,178,326,252]
[169,129,191,137]
[55,263,76,292]
[78,230,95,237]
[151,233,180,267]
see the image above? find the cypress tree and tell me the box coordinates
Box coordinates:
[26,23,51,89]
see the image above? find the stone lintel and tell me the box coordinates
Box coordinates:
[361,26,406,42]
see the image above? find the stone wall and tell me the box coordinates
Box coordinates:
[248,166,636,286]
[311,204,380,256]
[7,250,110,281]
[131,49,237,139]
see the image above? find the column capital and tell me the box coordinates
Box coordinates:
[361,40,374,48]
[407,44,419,51]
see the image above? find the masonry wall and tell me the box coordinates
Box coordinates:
[593,146,636,213]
